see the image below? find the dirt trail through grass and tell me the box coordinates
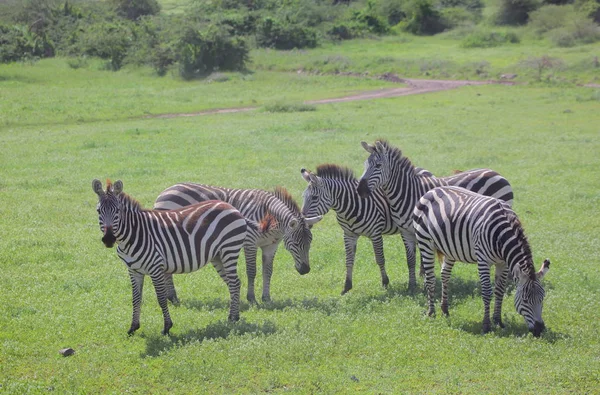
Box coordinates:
[147,77,515,119]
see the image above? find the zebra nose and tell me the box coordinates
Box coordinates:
[102,229,116,248]
[357,179,371,198]
[531,321,545,337]
[296,263,310,275]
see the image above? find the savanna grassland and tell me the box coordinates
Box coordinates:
[1,0,600,392]
[1,54,599,393]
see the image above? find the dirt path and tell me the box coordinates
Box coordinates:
[146,77,515,119]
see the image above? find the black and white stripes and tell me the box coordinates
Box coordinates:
[413,186,549,336]
[154,182,322,304]
[357,139,514,289]
[93,179,247,335]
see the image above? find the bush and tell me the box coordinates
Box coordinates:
[327,23,360,40]
[177,25,249,79]
[110,0,161,21]
[399,0,449,35]
[575,0,600,22]
[350,0,390,34]
[379,0,407,26]
[549,15,600,45]
[0,24,54,63]
[255,17,319,49]
[78,21,133,71]
[495,0,541,25]
[461,29,521,47]
[441,7,480,28]
[528,4,571,34]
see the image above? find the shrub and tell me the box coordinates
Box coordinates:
[109,0,161,21]
[379,0,407,26]
[495,0,541,25]
[255,17,319,49]
[0,24,54,63]
[528,4,571,34]
[575,0,600,22]
[549,15,600,45]
[399,0,449,35]
[461,29,521,47]
[350,0,390,34]
[78,21,133,71]
[327,23,360,40]
[177,25,249,79]
[518,55,565,80]
[441,7,480,28]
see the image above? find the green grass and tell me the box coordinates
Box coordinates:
[1,60,599,392]
[0,58,397,127]
[251,34,600,83]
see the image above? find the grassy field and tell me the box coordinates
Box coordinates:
[1,56,599,393]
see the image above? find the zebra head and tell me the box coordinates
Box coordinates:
[300,168,332,218]
[283,215,322,275]
[357,140,390,198]
[92,179,123,248]
[514,259,550,337]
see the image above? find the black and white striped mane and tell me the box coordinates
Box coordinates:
[315,164,356,181]
[118,193,143,212]
[273,186,302,217]
[509,213,536,279]
[376,139,421,176]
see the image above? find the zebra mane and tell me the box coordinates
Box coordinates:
[118,192,143,212]
[272,186,302,217]
[315,163,356,181]
[376,140,420,176]
[509,214,535,279]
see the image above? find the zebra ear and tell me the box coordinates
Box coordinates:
[375,140,386,154]
[288,218,299,230]
[537,259,550,280]
[301,168,319,184]
[304,215,322,226]
[113,180,123,195]
[361,141,375,153]
[92,179,104,196]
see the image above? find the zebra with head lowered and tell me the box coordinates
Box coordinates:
[301,164,422,294]
[413,186,550,336]
[357,139,514,290]
[154,183,322,304]
[93,179,249,335]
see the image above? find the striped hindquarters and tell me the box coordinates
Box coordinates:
[440,169,514,206]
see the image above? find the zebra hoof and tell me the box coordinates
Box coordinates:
[441,304,449,316]
[261,296,272,304]
[162,321,173,336]
[127,323,140,336]
[229,313,240,322]
[247,296,258,305]
[494,319,505,328]
[168,296,180,306]
[481,323,492,334]
[382,277,390,288]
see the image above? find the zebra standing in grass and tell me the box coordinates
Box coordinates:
[301,164,411,295]
[357,139,514,289]
[154,183,322,304]
[413,186,550,336]
[93,179,250,335]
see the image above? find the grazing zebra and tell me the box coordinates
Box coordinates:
[413,186,550,336]
[357,139,514,289]
[154,183,322,304]
[93,179,249,335]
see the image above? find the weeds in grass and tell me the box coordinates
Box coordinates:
[263,102,317,113]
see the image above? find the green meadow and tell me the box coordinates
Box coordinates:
[1,54,599,393]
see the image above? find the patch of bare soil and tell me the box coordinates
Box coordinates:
[144,75,516,119]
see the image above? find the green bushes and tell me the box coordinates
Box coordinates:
[461,29,521,47]
[0,24,54,63]
[495,0,541,25]
[109,0,161,21]
[528,4,600,46]
[256,17,319,49]
[399,0,448,35]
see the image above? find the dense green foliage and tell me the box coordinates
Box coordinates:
[0,59,599,392]
[1,0,596,76]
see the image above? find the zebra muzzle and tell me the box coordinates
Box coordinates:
[357,179,371,198]
[102,228,116,248]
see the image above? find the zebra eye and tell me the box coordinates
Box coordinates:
[375,163,382,169]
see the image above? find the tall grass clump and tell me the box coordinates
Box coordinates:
[461,28,520,47]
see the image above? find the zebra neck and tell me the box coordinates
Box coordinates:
[326,179,356,212]
[115,207,150,246]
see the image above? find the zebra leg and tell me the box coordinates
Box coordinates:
[400,232,418,290]
[149,267,173,336]
[440,257,456,316]
[164,272,180,305]
[342,233,359,295]
[127,269,145,335]
[212,257,241,323]
[493,263,509,328]
[261,243,278,303]
[371,235,389,289]
[420,245,437,317]
[244,245,258,305]
[477,260,493,334]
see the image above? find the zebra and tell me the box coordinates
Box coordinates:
[413,186,550,336]
[301,164,411,295]
[357,139,514,289]
[93,179,250,335]
[154,183,322,304]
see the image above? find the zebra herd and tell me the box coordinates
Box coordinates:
[93,139,550,337]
